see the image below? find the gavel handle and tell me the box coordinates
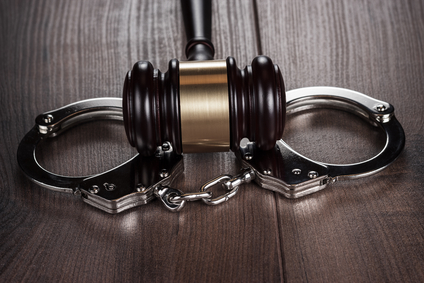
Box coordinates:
[181,0,215,60]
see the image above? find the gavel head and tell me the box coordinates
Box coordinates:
[123,56,285,156]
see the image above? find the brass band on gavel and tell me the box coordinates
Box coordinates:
[179,60,230,152]
[123,56,286,156]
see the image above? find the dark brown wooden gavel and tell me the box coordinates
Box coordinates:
[123,0,285,156]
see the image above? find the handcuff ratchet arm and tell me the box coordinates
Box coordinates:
[17,98,183,213]
[238,87,405,198]
[17,87,405,212]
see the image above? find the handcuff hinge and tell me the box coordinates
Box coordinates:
[17,88,405,213]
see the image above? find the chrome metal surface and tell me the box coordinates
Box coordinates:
[170,191,213,202]
[239,140,330,198]
[89,185,100,194]
[160,169,169,178]
[292,169,302,175]
[308,171,319,179]
[200,175,239,205]
[285,86,394,123]
[199,169,255,205]
[263,169,272,175]
[238,86,405,198]
[17,86,405,212]
[17,98,123,193]
[17,98,183,213]
[154,186,186,212]
[223,168,256,190]
[136,184,147,192]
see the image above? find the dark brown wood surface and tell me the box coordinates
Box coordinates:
[1,0,423,282]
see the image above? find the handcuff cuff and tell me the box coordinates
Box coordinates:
[17,86,405,213]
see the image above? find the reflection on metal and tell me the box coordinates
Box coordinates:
[17,98,183,214]
[179,60,230,153]
[238,87,405,198]
[17,87,405,213]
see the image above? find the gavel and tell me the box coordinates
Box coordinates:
[123,0,286,156]
[16,0,405,213]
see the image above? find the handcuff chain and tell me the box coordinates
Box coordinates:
[156,168,255,212]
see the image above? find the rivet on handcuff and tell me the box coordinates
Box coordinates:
[17,0,405,213]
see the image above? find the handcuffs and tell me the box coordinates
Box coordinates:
[17,87,405,213]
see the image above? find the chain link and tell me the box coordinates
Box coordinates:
[200,175,237,205]
[170,191,212,203]
[156,168,255,212]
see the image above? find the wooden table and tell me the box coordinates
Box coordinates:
[1,0,423,281]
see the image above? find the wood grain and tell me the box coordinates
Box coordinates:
[1,0,281,282]
[258,0,424,281]
[1,0,423,282]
